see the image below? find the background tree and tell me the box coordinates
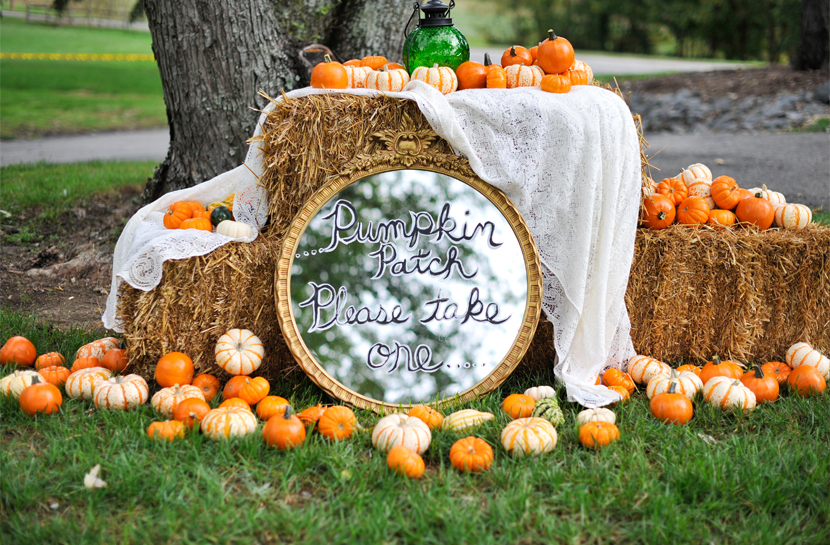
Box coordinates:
[792,0,829,69]
[141,0,408,204]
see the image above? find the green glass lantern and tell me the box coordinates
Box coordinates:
[402,0,470,73]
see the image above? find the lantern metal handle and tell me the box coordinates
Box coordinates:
[404,2,420,40]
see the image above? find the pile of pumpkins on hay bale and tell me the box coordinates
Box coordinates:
[640,162,814,230]
[311,30,590,96]
[2,328,828,479]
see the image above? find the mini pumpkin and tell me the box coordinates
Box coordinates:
[164,201,193,229]
[676,196,711,227]
[699,355,744,385]
[151,383,205,418]
[655,177,688,206]
[578,421,620,449]
[442,409,495,432]
[238,376,270,406]
[703,377,757,411]
[735,191,775,230]
[298,405,327,427]
[101,348,128,373]
[540,73,571,94]
[256,395,289,421]
[317,406,357,441]
[774,203,812,229]
[523,385,556,401]
[449,436,493,472]
[786,342,830,380]
[786,365,826,397]
[19,375,62,416]
[94,374,150,411]
[531,397,565,426]
[180,217,212,231]
[640,194,676,230]
[65,367,112,401]
[201,406,258,440]
[386,445,425,479]
[70,356,103,373]
[646,369,702,400]
[215,329,264,376]
[411,64,458,94]
[372,414,432,454]
[172,397,211,429]
[222,375,251,400]
[678,163,712,185]
[649,382,693,425]
[627,355,670,385]
[676,364,702,376]
[215,220,253,239]
[710,176,742,210]
[1,369,41,398]
[192,374,221,402]
[602,369,636,394]
[500,45,533,67]
[147,420,186,441]
[760,361,791,386]
[310,54,348,89]
[155,352,194,387]
[536,29,575,75]
[0,336,37,367]
[740,365,779,404]
[343,64,372,88]
[504,64,544,88]
[262,405,306,450]
[364,67,410,92]
[608,385,630,404]
[502,393,536,419]
[707,209,737,229]
[407,405,444,430]
[575,407,616,426]
[455,60,487,90]
[484,53,506,88]
[219,397,251,410]
[37,365,70,387]
[74,337,119,362]
[34,352,65,371]
[501,417,558,457]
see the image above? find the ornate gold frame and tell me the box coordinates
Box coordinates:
[275,119,543,412]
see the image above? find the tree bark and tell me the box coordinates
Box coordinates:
[142,0,408,204]
[793,0,829,70]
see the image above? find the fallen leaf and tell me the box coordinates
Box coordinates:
[84,464,107,489]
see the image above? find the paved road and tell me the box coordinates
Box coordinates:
[468,47,751,76]
[3,128,827,209]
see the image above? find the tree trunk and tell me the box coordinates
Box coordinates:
[793,0,829,70]
[142,0,408,204]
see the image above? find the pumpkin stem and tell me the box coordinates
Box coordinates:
[712,355,721,365]
[323,54,333,63]
[548,29,557,41]
[667,381,677,394]
[283,405,293,419]
[509,46,517,57]
[657,211,667,221]
[484,52,492,66]
[753,365,765,378]
[31,374,42,384]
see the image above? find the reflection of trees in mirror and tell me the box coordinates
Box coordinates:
[291,169,529,404]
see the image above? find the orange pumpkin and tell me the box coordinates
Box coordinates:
[172,397,211,429]
[262,405,307,450]
[500,45,533,67]
[501,393,535,419]
[70,356,103,373]
[359,55,388,70]
[298,405,327,427]
[536,29,575,75]
[649,382,693,425]
[255,395,289,421]
[735,191,775,230]
[387,445,425,479]
[219,397,251,410]
[408,405,444,430]
[567,69,588,86]
[310,55,349,89]
[707,209,737,229]
[711,176,742,210]
[540,73,571,94]
[155,352,194,387]
[38,365,71,387]
[602,368,636,394]
[238,376,270,406]
[147,420,186,441]
[34,352,65,370]
[760,361,791,386]
[222,375,251,400]
[317,406,357,441]
[163,202,193,229]
[484,53,506,89]
[578,421,620,448]
[655,178,688,206]
[19,376,62,416]
[192,374,221,402]
[101,348,128,373]
[449,436,493,472]
[608,385,630,404]
[640,194,676,230]
[1,336,37,367]
[179,217,212,231]
[740,365,779,403]
[699,355,743,385]
[676,364,702,377]
[676,196,710,227]
[455,60,487,90]
[787,365,826,397]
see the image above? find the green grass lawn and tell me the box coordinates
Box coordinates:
[0,18,164,139]
[1,308,828,545]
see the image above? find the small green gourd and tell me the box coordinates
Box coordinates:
[531,397,564,426]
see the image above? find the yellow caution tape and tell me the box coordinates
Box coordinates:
[0,53,155,61]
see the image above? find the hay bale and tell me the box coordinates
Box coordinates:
[627,225,830,364]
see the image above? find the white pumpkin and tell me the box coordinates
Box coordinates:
[93,374,149,410]
[75,337,119,362]
[371,414,431,454]
[627,355,671,385]
[3,369,42,398]
[679,164,712,185]
[703,377,756,411]
[411,63,457,94]
[501,417,558,457]
[343,65,372,89]
[505,64,545,88]
[65,367,112,401]
[747,185,786,205]
[364,68,410,92]
[214,329,264,375]
[774,203,812,229]
[201,407,258,440]
[215,220,253,239]
[646,369,703,400]
[151,383,205,418]
[523,385,557,402]
[576,407,616,426]
[786,342,830,380]
[442,409,494,432]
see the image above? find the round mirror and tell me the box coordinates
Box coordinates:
[276,167,542,411]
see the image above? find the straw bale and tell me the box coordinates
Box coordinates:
[627,224,830,364]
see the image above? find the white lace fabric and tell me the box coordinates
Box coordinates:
[104,81,641,407]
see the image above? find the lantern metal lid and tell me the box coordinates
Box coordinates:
[402,0,470,73]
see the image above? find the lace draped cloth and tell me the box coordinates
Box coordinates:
[103,81,641,407]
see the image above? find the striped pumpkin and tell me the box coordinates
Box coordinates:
[411,64,458,94]
[93,375,149,410]
[151,384,206,418]
[371,414,431,454]
[65,367,112,401]
[531,397,565,426]
[2,369,42,398]
[748,185,786,206]
[442,409,494,432]
[214,329,264,376]
[678,163,712,185]
[364,68,410,92]
[344,65,372,88]
[200,407,258,440]
[505,64,544,88]
[627,355,671,385]
[501,417,558,457]
[774,203,812,229]
[570,59,593,83]
[75,337,119,362]
[786,342,830,380]
[646,369,702,400]
[703,377,756,411]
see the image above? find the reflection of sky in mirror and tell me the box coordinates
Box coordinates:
[291,170,528,404]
